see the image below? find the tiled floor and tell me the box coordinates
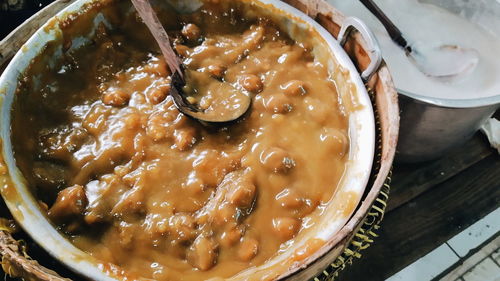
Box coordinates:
[461,257,500,281]
[386,208,500,281]
[386,244,460,281]
[440,235,500,281]
[448,210,500,258]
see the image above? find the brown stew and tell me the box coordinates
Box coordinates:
[12,1,348,280]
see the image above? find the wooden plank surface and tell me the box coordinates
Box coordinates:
[338,134,500,281]
[388,134,494,212]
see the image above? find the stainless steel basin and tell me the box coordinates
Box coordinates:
[397,93,499,162]
[396,0,500,162]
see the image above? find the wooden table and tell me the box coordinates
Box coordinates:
[338,130,500,281]
[1,6,499,281]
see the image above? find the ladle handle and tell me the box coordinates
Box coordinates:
[359,0,410,51]
[338,17,382,82]
[131,0,183,77]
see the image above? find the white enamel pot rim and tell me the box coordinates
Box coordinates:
[0,0,376,280]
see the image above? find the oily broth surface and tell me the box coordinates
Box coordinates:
[12,1,349,280]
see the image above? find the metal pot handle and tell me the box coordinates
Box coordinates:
[337,17,382,82]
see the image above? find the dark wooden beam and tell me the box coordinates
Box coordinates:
[338,150,500,281]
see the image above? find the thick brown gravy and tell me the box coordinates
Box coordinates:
[12,1,348,280]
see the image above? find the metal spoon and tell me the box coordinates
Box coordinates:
[131,0,251,123]
[359,0,479,82]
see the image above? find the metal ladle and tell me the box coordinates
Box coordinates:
[360,0,480,82]
[131,0,251,123]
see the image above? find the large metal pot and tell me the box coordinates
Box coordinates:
[0,0,397,280]
[396,0,500,162]
[397,90,499,162]
[328,0,500,162]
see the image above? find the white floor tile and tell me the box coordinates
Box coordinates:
[386,244,460,281]
[448,208,500,257]
[462,258,500,281]
[440,236,500,281]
